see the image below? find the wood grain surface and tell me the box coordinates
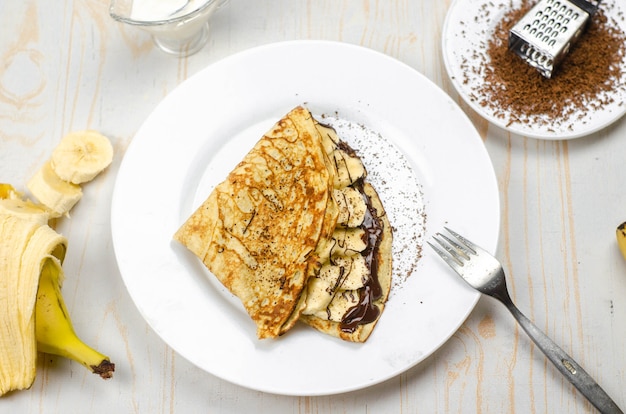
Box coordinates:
[1,0,625,412]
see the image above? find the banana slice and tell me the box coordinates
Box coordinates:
[334,187,367,228]
[330,228,367,257]
[316,289,360,322]
[302,276,334,315]
[302,255,369,316]
[50,130,113,184]
[27,161,82,218]
[333,255,369,290]
[332,149,366,188]
[317,256,369,290]
[315,228,367,261]
[315,122,340,155]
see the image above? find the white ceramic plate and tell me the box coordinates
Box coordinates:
[111,40,500,396]
[442,0,626,140]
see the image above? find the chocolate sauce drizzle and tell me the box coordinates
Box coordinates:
[316,122,386,333]
[339,179,384,333]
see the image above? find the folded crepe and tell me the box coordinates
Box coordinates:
[174,106,392,342]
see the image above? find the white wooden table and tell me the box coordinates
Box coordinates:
[1,0,625,412]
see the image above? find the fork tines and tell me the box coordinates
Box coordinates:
[428,227,477,269]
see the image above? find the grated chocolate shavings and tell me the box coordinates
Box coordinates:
[463,0,626,130]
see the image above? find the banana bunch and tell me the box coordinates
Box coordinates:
[616,222,626,261]
[28,130,113,218]
[0,130,114,396]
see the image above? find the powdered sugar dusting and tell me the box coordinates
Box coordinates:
[321,116,425,293]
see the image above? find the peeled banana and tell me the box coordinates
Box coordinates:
[0,128,115,396]
[616,222,626,261]
[36,257,115,379]
[0,214,67,395]
[0,213,114,396]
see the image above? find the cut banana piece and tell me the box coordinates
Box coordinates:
[332,149,366,188]
[330,228,367,257]
[302,276,334,315]
[302,256,369,316]
[315,122,340,155]
[334,187,367,227]
[50,130,113,184]
[27,161,82,218]
[617,222,626,261]
[316,228,367,260]
[332,256,369,290]
[317,289,360,322]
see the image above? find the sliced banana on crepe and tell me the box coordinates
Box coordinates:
[304,255,370,316]
[334,187,367,227]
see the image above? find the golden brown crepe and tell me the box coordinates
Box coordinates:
[174,106,392,342]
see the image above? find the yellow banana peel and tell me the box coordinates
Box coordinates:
[617,222,626,261]
[0,183,17,198]
[36,258,115,379]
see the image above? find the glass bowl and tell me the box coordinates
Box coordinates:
[110,0,229,57]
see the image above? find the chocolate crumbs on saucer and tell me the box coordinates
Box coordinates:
[469,0,626,130]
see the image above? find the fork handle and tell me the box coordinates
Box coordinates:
[504,301,623,414]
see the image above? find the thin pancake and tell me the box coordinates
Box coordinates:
[174,106,338,339]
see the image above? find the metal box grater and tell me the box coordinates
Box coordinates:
[508,0,602,78]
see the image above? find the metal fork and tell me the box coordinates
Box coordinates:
[429,228,623,414]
